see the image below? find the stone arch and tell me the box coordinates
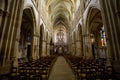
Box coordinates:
[84,2,101,31]
[86,7,102,33]
[85,6,106,59]
[18,7,37,61]
[26,7,37,35]
[77,23,83,57]
[24,1,38,35]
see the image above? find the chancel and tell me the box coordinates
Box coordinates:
[0,0,120,80]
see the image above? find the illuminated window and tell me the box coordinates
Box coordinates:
[100,26,107,47]
[90,33,95,44]
[57,31,64,42]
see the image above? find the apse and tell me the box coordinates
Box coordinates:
[53,23,67,45]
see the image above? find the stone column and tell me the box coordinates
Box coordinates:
[47,43,50,56]
[9,0,24,68]
[6,0,21,61]
[84,34,93,59]
[0,0,16,66]
[75,29,82,57]
[69,42,72,55]
[36,37,39,59]
[82,34,86,59]
[72,43,76,56]
[0,0,24,74]
[88,35,93,59]
[99,0,120,67]
[0,11,9,66]
[0,0,5,28]
[94,33,100,59]
[1,0,17,66]
[75,40,82,57]
[67,32,71,54]
[0,9,4,29]
[31,35,39,60]
[50,44,54,55]
[12,38,19,67]
[36,35,40,59]
[42,40,47,56]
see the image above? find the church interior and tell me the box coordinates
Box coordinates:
[0,0,120,80]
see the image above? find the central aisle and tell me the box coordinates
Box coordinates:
[49,56,76,80]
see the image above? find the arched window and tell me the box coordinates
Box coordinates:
[100,26,107,47]
[90,33,95,44]
[57,31,64,42]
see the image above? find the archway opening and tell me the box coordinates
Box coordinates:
[87,8,107,59]
[18,8,34,62]
[53,23,68,54]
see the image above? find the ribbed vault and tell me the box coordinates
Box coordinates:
[46,0,80,27]
[43,0,80,44]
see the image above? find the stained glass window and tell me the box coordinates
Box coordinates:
[100,26,107,47]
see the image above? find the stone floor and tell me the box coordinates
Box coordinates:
[49,56,76,80]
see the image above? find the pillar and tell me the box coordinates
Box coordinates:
[4,0,20,66]
[0,9,4,29]
[88,35,93,59]
[72,43,76,56]
[42,40,47,56]
[0,0,5,30]
[84,34,93,59]
[67,32,71,54]
[0,0,12,66]
[0,0,24,75]
[0,0,17,75]
[47,42,50,56]
[82,34,86,59]
[75,40,82,57]
[75,29,82,57]
[9,0,24,67]
[99,0,120,67]
[94,33,100,59]
[31,35,40,60]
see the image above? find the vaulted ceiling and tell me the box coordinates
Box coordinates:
[41,0,80,43]
[46,0,80,27]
